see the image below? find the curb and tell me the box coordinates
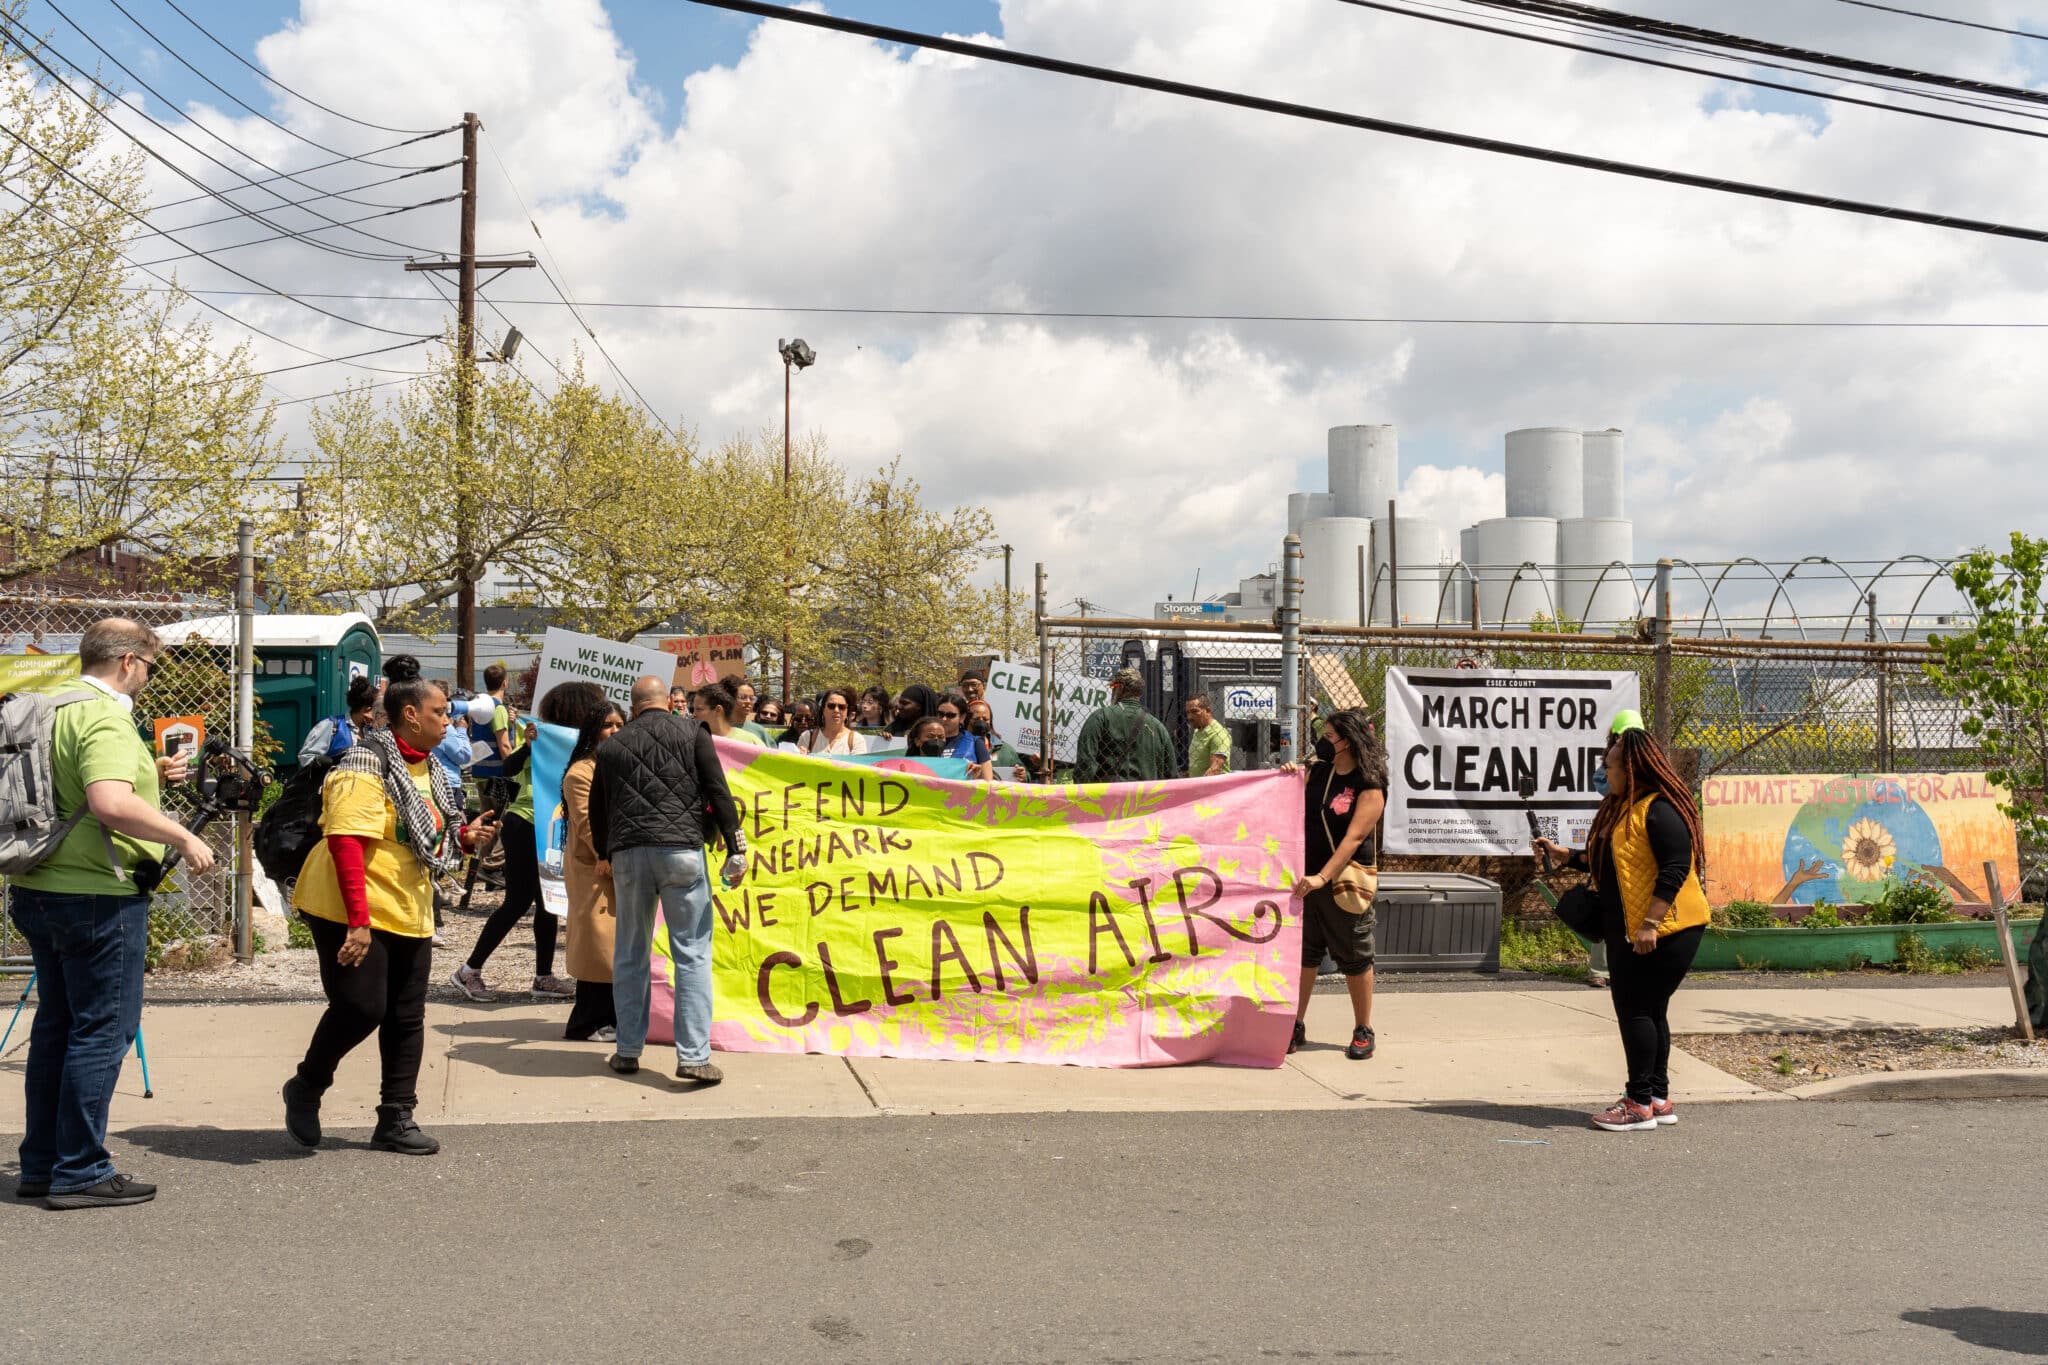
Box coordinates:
[1789,1067,2048,1102]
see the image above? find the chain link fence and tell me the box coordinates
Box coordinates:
[0,592,243,972]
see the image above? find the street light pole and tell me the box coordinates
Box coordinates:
[777,338,816,702]
[1002,543,1014,661]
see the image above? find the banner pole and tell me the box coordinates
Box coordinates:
[1035,563,1052,779]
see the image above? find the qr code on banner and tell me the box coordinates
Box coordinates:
[1533,814,1562,842]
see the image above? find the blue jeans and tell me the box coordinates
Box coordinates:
[610,845,713,1066]
[8,889,149,1193]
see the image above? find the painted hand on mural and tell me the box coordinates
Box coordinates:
[1770,858,1829,906]
[1911,864,1978,904]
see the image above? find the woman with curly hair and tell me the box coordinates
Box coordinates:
[1534,710,1710,1131]
[1287,707,1387,1061]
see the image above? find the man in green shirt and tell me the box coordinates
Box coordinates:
[1073,668,1176,784]
[1183,695,1233,779]
[11,618,216,1210]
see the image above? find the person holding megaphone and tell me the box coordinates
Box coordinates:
[1532,710,1710,1133]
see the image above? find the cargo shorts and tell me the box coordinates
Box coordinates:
[1301,884,1376,976]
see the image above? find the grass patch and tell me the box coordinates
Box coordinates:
[1501,919,1590,978]
[286,914,315,950]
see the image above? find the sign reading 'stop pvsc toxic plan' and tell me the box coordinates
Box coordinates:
[1384,667,1640,855]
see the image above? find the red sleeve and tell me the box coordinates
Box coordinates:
[328,834,372,929]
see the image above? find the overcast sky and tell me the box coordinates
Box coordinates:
[47,0,2048,622]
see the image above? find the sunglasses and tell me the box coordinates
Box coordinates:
[130,653,157,683]
[938,709,960,720]
[824,701,848,711]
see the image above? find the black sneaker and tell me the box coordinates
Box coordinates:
[14,1181,49,1200]
[45,1174,156,1209]
[1288,1020,1306,1055]
[1345,1025,1376,1061]
[282,1077,322,1148]
[370,1106,440,1156]
[608,1053,639,1075]
[675,1061,724,1086]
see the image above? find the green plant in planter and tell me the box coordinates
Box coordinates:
[1716,899,1778,930]
[287,914,315,950]
[1798,903,1842,929]
[1866,877,1953,925]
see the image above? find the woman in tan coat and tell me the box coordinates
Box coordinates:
[562,703,624,1042]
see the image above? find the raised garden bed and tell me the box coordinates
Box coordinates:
[1692,917,2041,972]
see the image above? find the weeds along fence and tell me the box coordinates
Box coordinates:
[0,593,244,972]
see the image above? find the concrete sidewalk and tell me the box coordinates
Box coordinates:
[0,984,2020,1134]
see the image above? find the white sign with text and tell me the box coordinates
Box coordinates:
[533,626,675,710]
[985,659,1111,765]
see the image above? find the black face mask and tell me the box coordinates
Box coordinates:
[967,716,991,737]
[1313,735,1336,763]
[912,740,947,758]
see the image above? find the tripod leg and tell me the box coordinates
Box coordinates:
[0,970,34,1055]
[134,1028,153,1099]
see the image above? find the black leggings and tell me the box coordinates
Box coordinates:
[297,914,433,1109]
[468,814,556,976]
[1606,924,1704,1103]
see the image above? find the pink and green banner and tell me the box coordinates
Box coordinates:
[651,738,1304,1068]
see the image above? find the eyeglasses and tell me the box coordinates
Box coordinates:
[129,653,157,683]
[938,709,960,720]
[824,701,847,711]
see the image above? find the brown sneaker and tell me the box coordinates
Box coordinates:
[675,1062,724,1086]
[1651,1097,1677,1126]
[1590,1096,1658,1132]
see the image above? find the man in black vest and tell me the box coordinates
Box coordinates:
[588,675,746,1085]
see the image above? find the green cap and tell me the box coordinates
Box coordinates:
[1609,708,1646,737]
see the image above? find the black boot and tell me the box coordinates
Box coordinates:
[371,1104,440,1156]
[282,1076,322,1148]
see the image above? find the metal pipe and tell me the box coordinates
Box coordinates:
[1280,534,1302,763]
[233,518,255,964]
[1035,562,1052,778]
[1651,558,1674,747]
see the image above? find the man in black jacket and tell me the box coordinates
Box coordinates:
[589,675,747,1084]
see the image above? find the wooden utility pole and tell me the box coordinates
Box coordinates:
[405,112,534,688]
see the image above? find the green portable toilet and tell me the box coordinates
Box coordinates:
[169,613,381,771]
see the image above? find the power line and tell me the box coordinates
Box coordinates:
[6,340,432,416]
[1330,0,2048,140]
[156,0,448,136]
[119,287,2048,329]
[146,132,457,212]
[1822,0,2048,43]
[0,140,436,341]
[148,160,463,231]
[683,0,2048,246]
[128,193,462,269]
[7,9,447,259]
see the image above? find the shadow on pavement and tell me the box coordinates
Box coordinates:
[115,1125,318,1167]
[1409,1102,1593,1131]
[436,1017,660,1086]
[1901,1308,2048,1357]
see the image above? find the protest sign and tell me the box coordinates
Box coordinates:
[659,633,746,689]
[642,741,1301,1067]
[533,626,673,709]
[529,720,578,918]
[0,653,79,695]
[1384,667,1639,855]
[1702,772,2018,908]
[984,659,1109,765]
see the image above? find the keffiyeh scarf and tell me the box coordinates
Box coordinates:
[335,727,466,875]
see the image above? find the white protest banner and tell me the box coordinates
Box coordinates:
[533,626,675,709]
[1384,667,1640,855]
[986,659,1110,765]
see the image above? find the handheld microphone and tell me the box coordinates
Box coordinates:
[1517,777,1550,871]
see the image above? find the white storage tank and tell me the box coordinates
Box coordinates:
[1299,516,1372,624]
[1504,428,1584,520]
[1370,517,1444,624]
[1558,518,1638,628]
[1287,491,1336,537]
[1581,428,1625,519]
[1328,425,1398,520]
[1445,525,1480,624]
[1475,516,1559,625]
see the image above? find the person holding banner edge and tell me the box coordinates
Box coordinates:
[1286,707,1387,1061]
[1532,709,1711,1132]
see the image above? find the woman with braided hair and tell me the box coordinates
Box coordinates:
[1534,709,1710,1132]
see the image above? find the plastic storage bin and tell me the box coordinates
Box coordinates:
[1320,871,1502,973]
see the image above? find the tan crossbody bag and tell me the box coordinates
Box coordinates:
[1317,766,1380,916]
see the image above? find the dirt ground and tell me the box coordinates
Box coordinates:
[1677,1026,2048,1092]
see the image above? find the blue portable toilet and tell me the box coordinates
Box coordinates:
[169,613,381,771]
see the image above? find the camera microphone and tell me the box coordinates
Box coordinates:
[1517,777,1549,871]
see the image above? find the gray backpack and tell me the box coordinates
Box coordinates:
[0,688,111,876]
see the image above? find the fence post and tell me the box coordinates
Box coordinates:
[1869,592,1892,770]
[1651,557,1674,747]
[1035,562,1052,779]
[233,519,255,963]
[1984,861,2034,1042]
[1280,534,1302,763]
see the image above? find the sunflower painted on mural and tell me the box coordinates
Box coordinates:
[1839,818,1897,883]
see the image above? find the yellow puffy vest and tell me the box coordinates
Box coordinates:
[1610,795,1711,938]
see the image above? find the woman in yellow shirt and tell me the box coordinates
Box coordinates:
[283,658,494,1156]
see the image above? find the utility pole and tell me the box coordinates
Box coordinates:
[1002,543,1014,661]
[405,112,534,689]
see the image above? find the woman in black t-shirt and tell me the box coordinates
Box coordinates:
[1288,707,1388,1060]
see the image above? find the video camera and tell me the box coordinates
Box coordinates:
[134,737,271,894]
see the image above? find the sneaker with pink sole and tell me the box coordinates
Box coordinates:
[531,974,576,1000]
[1589,1096,1658,1132]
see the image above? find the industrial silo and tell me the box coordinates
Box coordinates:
[1504,428,1584,520]
[1581,428,1625,519]
[1328,425,1398,520]
[1299,516,1373,624]
[1475,516,1560,625]
[1445,525,1480,624]
[1370,517,1444,624]
[1287,491,1336,537]
[1557,518,1637,628]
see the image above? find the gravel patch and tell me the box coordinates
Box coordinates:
[1678,1027,2048,1092]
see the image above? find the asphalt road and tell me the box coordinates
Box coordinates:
[2,1100,2043,1363]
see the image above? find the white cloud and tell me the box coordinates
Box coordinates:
[123,0,2048,629]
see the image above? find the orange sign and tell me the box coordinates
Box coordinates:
[152,714,205,758]
[659,634,746,690]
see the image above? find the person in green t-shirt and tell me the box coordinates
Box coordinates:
[11,618,218,1209]
[1183,695,1233,779]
